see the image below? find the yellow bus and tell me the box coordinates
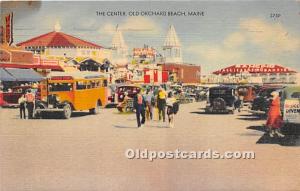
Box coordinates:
[35,72,108,119]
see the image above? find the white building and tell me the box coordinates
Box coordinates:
[17,25,111,63]
[163,25,182,64]
[111,26,129,66]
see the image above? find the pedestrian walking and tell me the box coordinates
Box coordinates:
[266,91,284,138]
[145,89,154,120]
[166,92,179,128]
[134,89,146,128]
[157,87,167,122]
[25,89,35,119]
[18,94,26,119]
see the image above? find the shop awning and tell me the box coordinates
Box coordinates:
[0,68,16,81]
[5,68,44,81]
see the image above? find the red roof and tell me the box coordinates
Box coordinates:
[17,31,102,49]
[213,64,297,75]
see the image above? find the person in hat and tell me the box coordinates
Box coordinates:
[133,89,146,128]
[266,91,284,138]
[157,87,167,122]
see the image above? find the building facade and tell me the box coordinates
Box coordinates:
[212,64,298,84]
[16,30,111,64]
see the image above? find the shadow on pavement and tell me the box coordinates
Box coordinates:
[114,125,136,129]
[237,114,266,121]
[34,112,90,119]
[190,111,230,115]
[71,112,91,118]
[247,125,300,146]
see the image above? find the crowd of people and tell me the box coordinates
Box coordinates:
[12,84,286,136]
[133,87,179,128]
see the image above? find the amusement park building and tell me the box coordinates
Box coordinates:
[212,64,298,84]
[16,30,111,64]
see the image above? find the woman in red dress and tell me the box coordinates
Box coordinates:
[266,91,284,138]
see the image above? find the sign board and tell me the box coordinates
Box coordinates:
[283,99,300,124]
[3,13,13,45]
[133,48,155,57]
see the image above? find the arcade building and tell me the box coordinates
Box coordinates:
[212,64,298,84]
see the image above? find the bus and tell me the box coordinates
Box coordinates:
[35,72,108,119]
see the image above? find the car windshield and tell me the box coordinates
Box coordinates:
[290,92,300,99]
[49,83,73,92]
[258,88,277,97]
[118,86,140,93]
[210,89,232,95]
[12,87,27,93]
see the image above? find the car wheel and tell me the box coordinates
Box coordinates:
[62,103,72,119]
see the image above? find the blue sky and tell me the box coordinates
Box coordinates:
[2,1,300,74]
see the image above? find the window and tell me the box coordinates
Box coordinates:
[91,80,97,88]
[49,83,73,92]
[76,81,86,90]
[103,80,108,87]
[291,92,300,99]
[86,81,92,89]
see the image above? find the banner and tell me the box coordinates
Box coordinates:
[3,13,13,45]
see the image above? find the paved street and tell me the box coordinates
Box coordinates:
[0,102,300,191]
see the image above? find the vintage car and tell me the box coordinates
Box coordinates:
[250,86,284,115]
[236,85,256,106]
[115,84,141,103]
[0,85,33,107]
[205,86,236,114]
[194,86,209,102]
[114,84,141,112]
[280,86,300,131]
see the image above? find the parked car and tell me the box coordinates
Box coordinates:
[0,85,32,107]
[280,86,300,133]
[250,86,284,115]
[237,85,256,106]
[205,86,236,114]
[115,84,141,103]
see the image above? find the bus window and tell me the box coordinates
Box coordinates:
[97,81,101,88]
[76,81,86,90]
[103,80,108,87]
[91,81,96,88]
[49,83,73,92]
[86,81,92,89]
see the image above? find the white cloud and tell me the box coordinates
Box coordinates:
[98,23,116,36]
[223,32,245,48]
[240,18,300,53]
[186,18,300,73]
[98,16,161,37]
[119,17,161,34]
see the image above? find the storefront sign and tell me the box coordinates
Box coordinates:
[283,100,300,124]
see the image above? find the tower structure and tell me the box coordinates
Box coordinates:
[163,25,182,63]
[111,25,128,66]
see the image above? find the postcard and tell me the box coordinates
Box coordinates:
[0,1,300,191]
